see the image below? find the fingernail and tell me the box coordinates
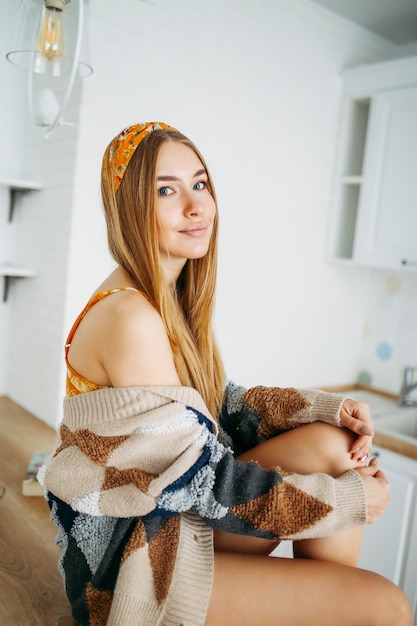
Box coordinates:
[360,426,372,436]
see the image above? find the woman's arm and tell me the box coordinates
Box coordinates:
[221,381,373,462]
[154,417,367,542]
[47,293,368,542]
[40,384,368,543]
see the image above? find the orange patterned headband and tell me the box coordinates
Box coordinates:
[102,121,177,193]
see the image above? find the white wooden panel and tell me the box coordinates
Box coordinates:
[355,86,417,268]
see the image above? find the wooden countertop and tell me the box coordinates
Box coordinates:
[373,431,417,461]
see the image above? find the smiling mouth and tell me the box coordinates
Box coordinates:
[180,225,209,237]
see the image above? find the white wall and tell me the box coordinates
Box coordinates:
[358,271,417,394]
[0,0,405,426]
[0,0,28,394]
[7,97,80,423]
[70,0,395,393]
[0,0,81,421]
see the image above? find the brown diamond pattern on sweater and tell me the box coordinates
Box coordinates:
[244,386,310,439]
[231,480,332,537]
[85,582,112,626]
[54,424,129,464]
[121,519,147,564]
[103,466,158,492]
[149,515,181,604]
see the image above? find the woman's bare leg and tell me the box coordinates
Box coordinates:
[215,422,365,565]
[249,422,364,564]
[206,552,412,626]
[210,423,412,624]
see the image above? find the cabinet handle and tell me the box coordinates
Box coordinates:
[401,259,417,266]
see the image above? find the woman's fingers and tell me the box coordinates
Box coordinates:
[357,465,390,524]
[340,400,374,436]
[339,399,375,462]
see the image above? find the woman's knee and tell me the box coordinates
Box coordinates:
[303,422,359,477]
[239,422,360,477]
[373,576,413,625]
[395,589,413,625]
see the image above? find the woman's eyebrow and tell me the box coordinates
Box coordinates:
[157,175,178,182]
[157,168,207,182]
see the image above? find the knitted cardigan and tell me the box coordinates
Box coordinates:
[38,382,367,626]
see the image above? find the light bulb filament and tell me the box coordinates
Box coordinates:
[37,8,65,62]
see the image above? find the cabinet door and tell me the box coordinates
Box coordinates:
[402,496,417,626]
[354,86,417,269]
[358,446,417,587]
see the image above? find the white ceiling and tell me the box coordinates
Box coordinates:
[311,0,417,44]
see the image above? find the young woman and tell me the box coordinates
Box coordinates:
[39,122,412,625]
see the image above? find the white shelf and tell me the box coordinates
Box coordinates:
[340,176,363,185]
[0,266,37,302]
[328,97,370,261]
[0,177,43,222]
[0,265,37,277]
[0,177,43,191]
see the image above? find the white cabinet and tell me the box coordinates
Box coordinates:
[403,495,417,625]
[354,87,417,269]
[359,445,417,614]
[328,56,417,271]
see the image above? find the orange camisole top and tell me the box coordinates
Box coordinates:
[65,288,145,397]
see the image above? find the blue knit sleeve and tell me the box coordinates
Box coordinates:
[219,381,266,455]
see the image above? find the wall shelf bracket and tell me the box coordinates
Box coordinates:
[9,188,19,222]
[0,267,37,303]
[2,275,10,303]
[0,178,43,223]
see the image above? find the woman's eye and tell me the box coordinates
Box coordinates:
[158,186,173,196]
[194,181,206,190]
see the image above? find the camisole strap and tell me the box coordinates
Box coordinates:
[65,288,146,396]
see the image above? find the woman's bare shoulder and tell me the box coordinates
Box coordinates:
[98,289,181,387]
[69,288,181,388]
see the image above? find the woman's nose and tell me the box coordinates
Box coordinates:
[184,192,203,216]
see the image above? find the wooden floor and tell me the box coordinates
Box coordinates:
[0,396,76,626]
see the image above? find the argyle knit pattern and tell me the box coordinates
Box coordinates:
[39,383,367,626]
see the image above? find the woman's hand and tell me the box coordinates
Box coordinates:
[339,399,374,463]
[356,457,390,523]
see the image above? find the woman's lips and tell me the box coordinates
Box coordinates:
[179,225,209,237]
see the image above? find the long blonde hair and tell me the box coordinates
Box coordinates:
[101,128,225,417]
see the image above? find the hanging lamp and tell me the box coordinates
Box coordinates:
[6,0,93,139]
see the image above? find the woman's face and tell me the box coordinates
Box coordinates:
[156,140,216,280]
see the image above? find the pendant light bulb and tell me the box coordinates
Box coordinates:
[6,0,92,138]
[37,5,65,62]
